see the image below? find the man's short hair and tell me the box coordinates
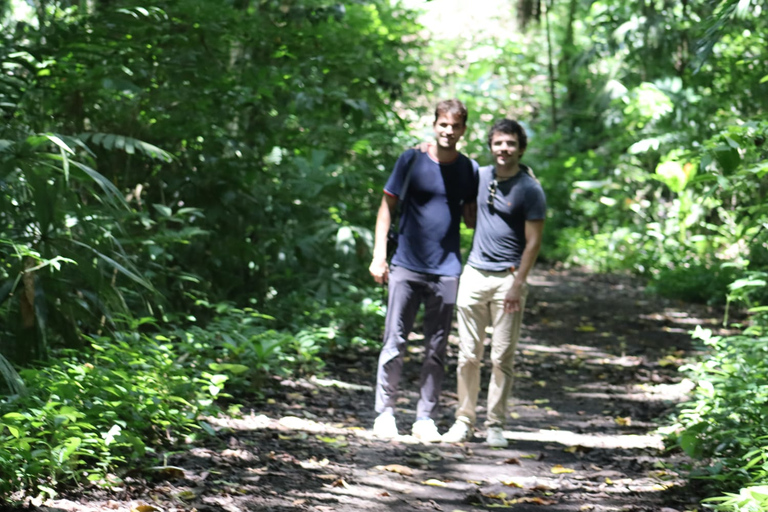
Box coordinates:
[434,99,468,127]
[487,119,528,151]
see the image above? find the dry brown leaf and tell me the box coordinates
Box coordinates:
[147,466,185,480]
[503,457,521,465]
[376,464,414,476]
[330,478,350,488]
[378,491,391,497]
[520,497,557,505]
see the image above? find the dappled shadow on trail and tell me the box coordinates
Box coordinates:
[39,268,723,512]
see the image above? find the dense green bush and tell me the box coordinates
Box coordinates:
[666,324,768,510]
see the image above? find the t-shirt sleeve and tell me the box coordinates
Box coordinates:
[384,149,418,198]
[525,182,547,220]
[464,158,480,204]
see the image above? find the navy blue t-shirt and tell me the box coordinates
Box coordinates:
[384,149,478,277]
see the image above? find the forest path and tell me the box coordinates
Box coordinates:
[45,268,722,512]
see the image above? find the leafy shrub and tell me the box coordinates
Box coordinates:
[666,326,768,500]
[648,262,740,305]
[0,331,225,500]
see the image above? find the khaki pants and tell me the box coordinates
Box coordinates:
[455,264,527,428]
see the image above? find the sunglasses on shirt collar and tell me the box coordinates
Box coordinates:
[487,179,498,209]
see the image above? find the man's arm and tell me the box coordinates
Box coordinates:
[369,194,398,284]
[463,202,477,229]
[503,219,545,313]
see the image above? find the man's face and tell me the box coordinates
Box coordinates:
[490,131,524,168]
[433,113,466,150]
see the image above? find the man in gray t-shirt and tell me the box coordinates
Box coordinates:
[442,119,546,447]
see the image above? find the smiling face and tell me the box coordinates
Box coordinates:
[433,112,467,150]
[490,131,524,170]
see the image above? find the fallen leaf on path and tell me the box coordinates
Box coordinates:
[563,445,591,454]
[378,491,390,497]
[146,466,185,480]
[509,412,521,419]
[520,454,539,459]
[503,457,521,465]
[575,324,596,332]
[317,474,340,480]
[330,478,350,488]
[131,506,164,512]
[484,492,508,499]
[376,464,414,476]
[300,458,329,469]
[316,435,349,447]
[615,416,632,426]
[551,464,575,474]
[174,490,197,501]
[467,479,483,485]
[499,478,523,488]
[536,380,547,387]
[533,399,550,404]
[605,477,614,484]
[292,499,307,505]
[520,497,557,505]
[422,478,448,487]
[417,451,443,461]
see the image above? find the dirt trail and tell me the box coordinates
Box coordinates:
[41,269,724,512]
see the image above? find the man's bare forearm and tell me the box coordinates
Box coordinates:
[512,220,544,288]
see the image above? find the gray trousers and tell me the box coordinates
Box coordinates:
[375,265,459,419]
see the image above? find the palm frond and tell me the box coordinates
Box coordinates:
[0,352,25,395]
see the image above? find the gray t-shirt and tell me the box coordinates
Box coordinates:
[467,164,547,271]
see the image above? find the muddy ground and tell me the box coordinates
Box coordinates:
[37,268,727,512]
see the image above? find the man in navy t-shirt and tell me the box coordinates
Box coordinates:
[369,99,478,442]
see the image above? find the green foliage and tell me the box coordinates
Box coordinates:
[0,331,222,499]
[668,322,768,501]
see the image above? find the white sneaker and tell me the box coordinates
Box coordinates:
[442,417,473,443]
[373,413,398,439]
[486,427,508,447]
[412,419,442,443]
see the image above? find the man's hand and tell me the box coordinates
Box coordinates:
[369,257,390,284]
[503,283,524,314]
[415,142,432,153]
